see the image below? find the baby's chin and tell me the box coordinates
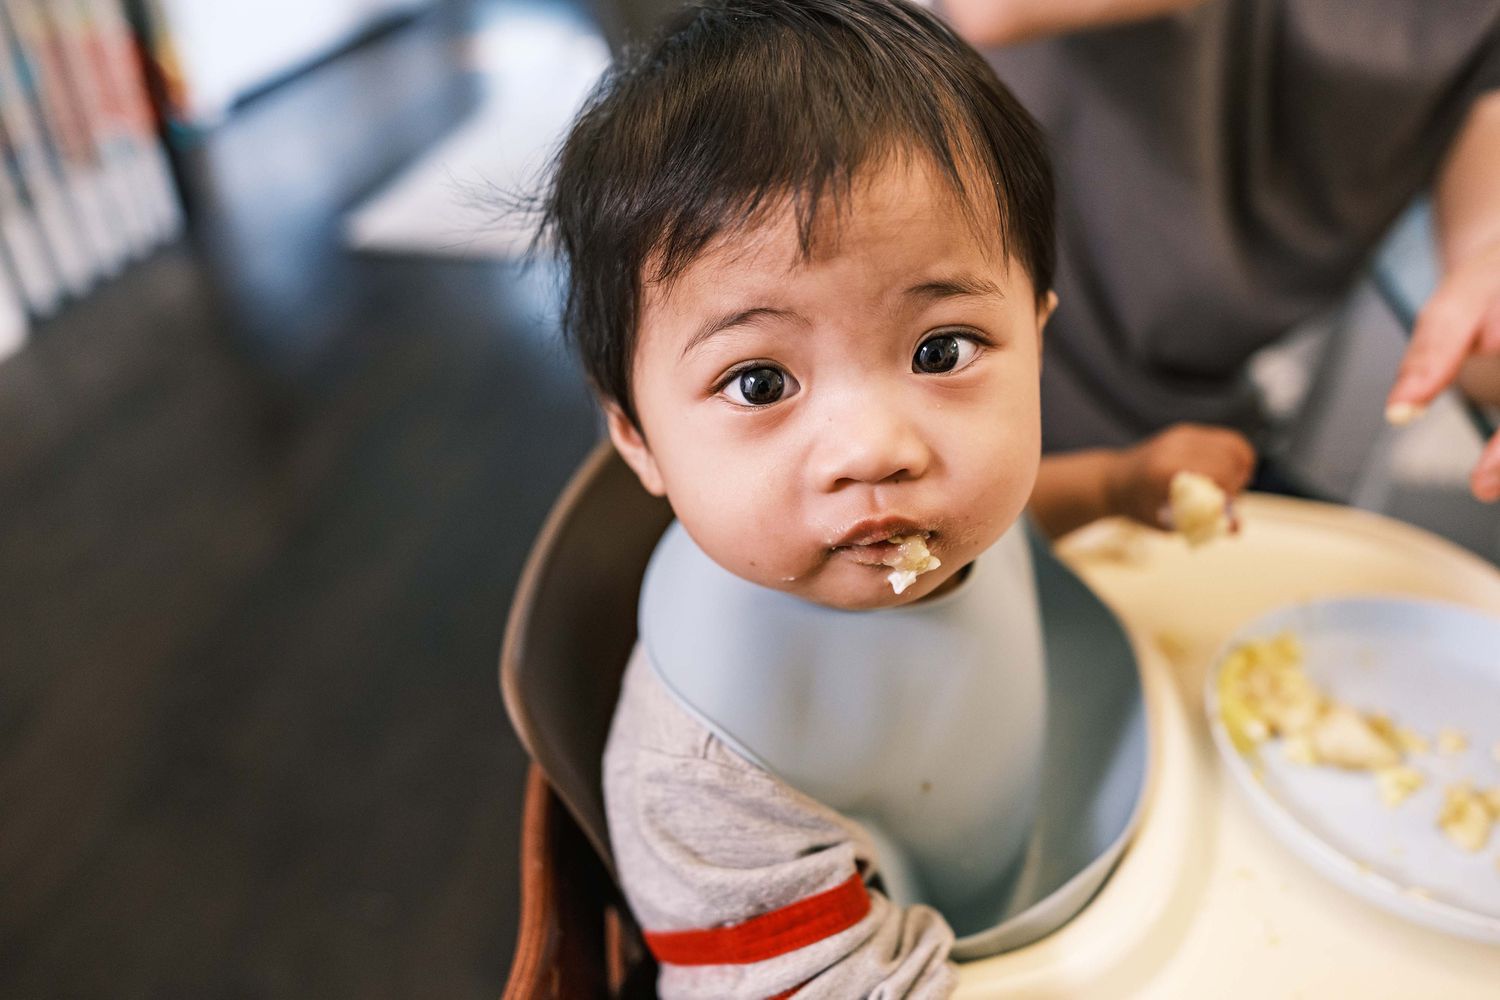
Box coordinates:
[767,559,963,611]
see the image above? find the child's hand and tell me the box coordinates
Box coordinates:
[1106,424,1256,530]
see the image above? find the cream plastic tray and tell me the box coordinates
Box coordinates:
[956,494,1500,998]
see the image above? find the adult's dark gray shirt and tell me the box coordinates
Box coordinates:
[976,0,1500,450]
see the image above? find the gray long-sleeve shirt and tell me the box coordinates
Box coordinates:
[604,646,959,999]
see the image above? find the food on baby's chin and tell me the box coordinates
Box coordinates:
[1437,784,1495,852]
[1169,471,1231,547]
[882,535,940,595]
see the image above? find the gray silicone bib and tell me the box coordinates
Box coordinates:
[639,520,1146,956]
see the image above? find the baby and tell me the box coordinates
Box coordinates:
[536,1,1253,995]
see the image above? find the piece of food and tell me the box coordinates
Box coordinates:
[1384,401,1426,426]
[1169,471,1231,547]
[1437,784,1494,852]
[882,535,941,595]
[1309,705,1403,770]
[1217,633,1323,754]
[1436,728,1469,755]
[1376,765,1425,808]
[1396,726,1430,755]
[1282,733,1318,765]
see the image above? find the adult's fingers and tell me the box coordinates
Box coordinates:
[1470,429,1500,503]
[1483,299,1500,356]
[1387,261,1495,414]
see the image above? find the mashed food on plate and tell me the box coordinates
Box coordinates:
[1437,784,1495,852]
[1219,634,1500,855]
[1218,634,1401,770]
[1436,728,1469,755]
[1376,765,1426,808]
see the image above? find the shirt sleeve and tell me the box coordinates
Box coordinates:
[604,657,958,999]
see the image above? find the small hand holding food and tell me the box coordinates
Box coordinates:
[1108,423,1257,543]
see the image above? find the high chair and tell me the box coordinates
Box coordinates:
[498,439,1153,995]
[500,440,673,998]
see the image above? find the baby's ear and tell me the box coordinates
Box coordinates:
[1035,290,1058,368]
[605,403,667,497]
[1039,290,1059,329]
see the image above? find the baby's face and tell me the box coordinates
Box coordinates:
[610,155,1051,610]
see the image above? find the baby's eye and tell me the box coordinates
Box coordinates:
[912,332,980,374]
[722,365,796,406]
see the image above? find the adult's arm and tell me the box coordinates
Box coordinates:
[1385,91,1500,501]
[937,0,1210,47]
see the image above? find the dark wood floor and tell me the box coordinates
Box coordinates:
[0,4,601,996]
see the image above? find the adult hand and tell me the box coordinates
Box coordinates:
[1105,423,1256,529]
[1384,237,1500,502]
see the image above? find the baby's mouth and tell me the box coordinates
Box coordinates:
[832,530,943,595]
[837,535,927,565]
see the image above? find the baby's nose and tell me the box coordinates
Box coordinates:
[812,391,931,490]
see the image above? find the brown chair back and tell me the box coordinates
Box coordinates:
[501,439,674,876]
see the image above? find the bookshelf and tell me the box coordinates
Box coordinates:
[0,0,182,362]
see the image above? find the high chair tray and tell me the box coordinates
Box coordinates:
[956,494,1500,998]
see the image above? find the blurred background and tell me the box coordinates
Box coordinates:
[0,0,1494,997]
[1,1,619,996]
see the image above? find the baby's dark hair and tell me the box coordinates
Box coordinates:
[539,0,1054,427]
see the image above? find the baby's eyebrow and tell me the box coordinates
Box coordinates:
[904,274,1005,302]
[681,306,799,359]
[679,274,1001,358]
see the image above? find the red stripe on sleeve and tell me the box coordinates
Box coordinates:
[643,872,870,967]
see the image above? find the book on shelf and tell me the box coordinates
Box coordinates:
[0,0,182,357]
[0,3,96,296]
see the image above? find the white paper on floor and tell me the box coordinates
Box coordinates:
[344,6,609,259]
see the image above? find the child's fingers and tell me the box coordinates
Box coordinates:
[1223,433,1257,493]
[1193,428,1255,495]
